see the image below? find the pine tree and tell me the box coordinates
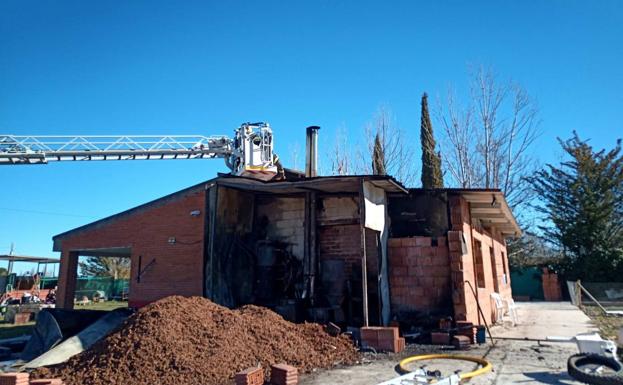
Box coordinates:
[528,133,623,280]
[372,133,386,175]
[420,93,443,188]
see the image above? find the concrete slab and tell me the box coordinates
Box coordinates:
[491,302,598,340]
[301,302,597,385]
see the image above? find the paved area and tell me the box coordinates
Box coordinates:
[301,302,596,385]
[492,302,597,340]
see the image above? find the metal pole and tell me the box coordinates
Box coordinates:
[464,280,495,345]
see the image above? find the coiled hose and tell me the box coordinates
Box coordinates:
[399,353,493,380]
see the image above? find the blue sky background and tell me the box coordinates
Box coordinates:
[1,1,622,271]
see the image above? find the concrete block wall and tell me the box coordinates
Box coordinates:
[388,236,451,315]
[56,188,207,309]
[318,196,359,224]
[255,196,305,260]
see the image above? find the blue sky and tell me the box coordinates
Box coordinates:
[1,1,622,269]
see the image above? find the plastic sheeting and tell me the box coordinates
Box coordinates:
[363,181,391,325]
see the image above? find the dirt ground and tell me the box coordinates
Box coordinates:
[582,304,623,341]
[301,302,597,385]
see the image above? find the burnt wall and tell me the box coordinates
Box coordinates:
[388,191,449,238]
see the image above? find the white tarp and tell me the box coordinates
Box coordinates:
[363,181,391,325]
[363,181,385,232]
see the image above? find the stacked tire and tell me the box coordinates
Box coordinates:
[567,353,623,385]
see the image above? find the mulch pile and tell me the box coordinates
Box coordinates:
[33,296,359,385]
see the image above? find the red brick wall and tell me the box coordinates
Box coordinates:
[448,195,513,325]
[319,224,362,277]
[388,236,451,316]
[56,189,206,309]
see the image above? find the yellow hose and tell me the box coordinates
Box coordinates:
[399,353,492,380]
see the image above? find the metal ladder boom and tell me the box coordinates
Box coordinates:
[0,135,234,165]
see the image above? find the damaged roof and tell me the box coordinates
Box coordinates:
[406,188,521,237]
[216,174,408,194]
[52,174,407,248]
[52,175,520,249]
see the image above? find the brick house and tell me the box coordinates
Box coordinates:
[54,175,519,327]
[387,189,520,325]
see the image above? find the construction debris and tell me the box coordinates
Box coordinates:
[270,363,298,385]
[32,296,359,385]
[360,327,405,353]
[234,367,264,385]
[0,373,29,385]
[29,380,64,385]
[452,335,471,350]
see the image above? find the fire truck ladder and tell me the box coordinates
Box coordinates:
[0,135,234,165]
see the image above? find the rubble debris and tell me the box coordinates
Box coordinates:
[325,322,341,337]
[32,296,359,385]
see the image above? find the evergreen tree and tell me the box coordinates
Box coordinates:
[372,133,386,175]
[420,93,443,188]
[528,133,623,280]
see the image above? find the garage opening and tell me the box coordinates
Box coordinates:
[67,247,131,311]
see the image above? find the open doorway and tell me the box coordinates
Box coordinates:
[70,248,131,311]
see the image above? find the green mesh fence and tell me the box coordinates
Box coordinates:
[40,276,129,300]
[75,277,129,300]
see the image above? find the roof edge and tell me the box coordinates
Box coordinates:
[52,178,217,249]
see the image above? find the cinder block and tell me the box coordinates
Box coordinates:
[29,380,64,385]
[453,335,471,350]
[270,363,298,385]
[13,312,31,325]
[415,237,431,247]
[431,331,451,345]
[388,238,401,247]
[235,367,264,385]
[0,373,29,385]
[449,241,462,252]
[391,267,407,276]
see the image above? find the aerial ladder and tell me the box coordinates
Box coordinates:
[0,122,279,180]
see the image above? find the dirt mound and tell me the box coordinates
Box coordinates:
[33,296,359,385]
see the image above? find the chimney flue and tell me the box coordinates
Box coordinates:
[305,126,320,178]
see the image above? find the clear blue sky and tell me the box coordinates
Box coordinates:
[1,1,622,269]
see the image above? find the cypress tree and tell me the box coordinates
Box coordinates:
[372,133,386,175]
[420,93,444,188]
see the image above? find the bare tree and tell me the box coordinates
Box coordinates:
[359,106,417,186]
[437,67,540,209]
[79,257,131,280]
[288,141,302,171]
[327,125,353,176]
[321,107,417,186]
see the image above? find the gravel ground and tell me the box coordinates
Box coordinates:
[300,340,582,385]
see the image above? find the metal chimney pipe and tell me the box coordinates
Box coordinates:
[305,126,320,178]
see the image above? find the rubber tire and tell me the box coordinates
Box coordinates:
[567,353,623,385]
